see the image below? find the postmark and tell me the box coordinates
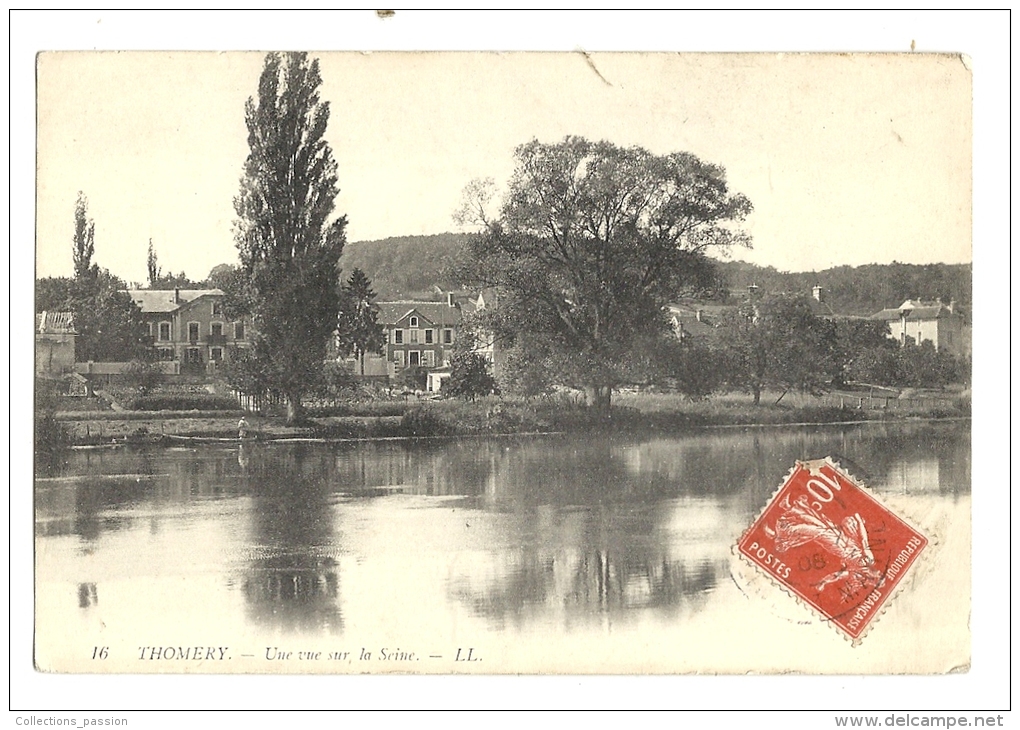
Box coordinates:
[737,458,928,642]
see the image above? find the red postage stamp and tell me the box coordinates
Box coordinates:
[737,458,928,641]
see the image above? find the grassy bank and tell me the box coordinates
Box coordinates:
[47,389,969,447]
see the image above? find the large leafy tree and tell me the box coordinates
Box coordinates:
[722,294,836,405]
[458,136,752,411]
[72,268,149,362]
[336,268,385,375]
[831,318,896,387]
[234,52,348,424]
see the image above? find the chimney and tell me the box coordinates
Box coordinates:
[812,285,823,302]
[174,287,180,304]
[448,292,456,307]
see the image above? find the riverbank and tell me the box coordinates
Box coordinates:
[44,389,970,447]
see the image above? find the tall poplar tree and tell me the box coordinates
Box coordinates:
[72,191,96,283]
[234,52,348,424]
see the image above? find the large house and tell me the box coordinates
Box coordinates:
[870,299,969,357]
[126,288,250,374]
[351,291,495,390]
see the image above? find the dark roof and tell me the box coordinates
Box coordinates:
[125,289,225,314]
[665,304,726,341]
[36,311,75,334]
[376,301,469,327]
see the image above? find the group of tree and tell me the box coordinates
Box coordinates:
[668,294,968,402]
[41,52,969,425]
[37,193,150,363]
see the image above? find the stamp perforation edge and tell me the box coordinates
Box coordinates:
[733,456,939,649]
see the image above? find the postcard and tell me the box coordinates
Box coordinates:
[34,50,971,676]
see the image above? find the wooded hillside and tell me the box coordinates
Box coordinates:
[340,233,971,316]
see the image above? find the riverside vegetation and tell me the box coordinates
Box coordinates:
[42,385,970,448]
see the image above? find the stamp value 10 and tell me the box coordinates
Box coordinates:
[737,458,928,641]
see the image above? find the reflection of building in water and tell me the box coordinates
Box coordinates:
[77,582,98,608]
[884,457,941,494]
[446,501,729,631]
[242,554,342,634]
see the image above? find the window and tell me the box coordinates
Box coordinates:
[443,329,453,344]
[423,350,435,367]
[234,322,245,340]
[409,316,419,328]
[211,347,223,362]
[424,329,434,344]
[212,301,223,316]
[211,323,223,337]
[393,329,403,345]
[410,329,419,343]
[157,348,174,361]
[394,351,405,368]
[159,322,171,341]
[408,351,420,366]
[188,322,200,342]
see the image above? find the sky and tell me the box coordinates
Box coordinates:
[34,37,973,284]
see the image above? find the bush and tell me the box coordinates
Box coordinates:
[127,394,240,411]
[124,358,164,395]
[35,411,70,452]
[400,405,451,437]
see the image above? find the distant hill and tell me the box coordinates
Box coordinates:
[339,232,972,316]
[714,260,972,316]
[339,233,471,299]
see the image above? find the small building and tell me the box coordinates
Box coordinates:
[126,288,251,375]
[870,300,969,356]
[426,366,452,394]
[36,311,76,375]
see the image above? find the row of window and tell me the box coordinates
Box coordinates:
[393,350,438,368]
[148,321,245,342]
[392,328,453,345]
[155,346,229,362]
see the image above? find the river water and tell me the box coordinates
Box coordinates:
[35,420,970,674]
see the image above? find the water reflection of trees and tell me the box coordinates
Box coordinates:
[240,445,344,634]
[447,503,726,631]
[34,446,251,541]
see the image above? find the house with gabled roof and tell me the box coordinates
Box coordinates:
[126,288,250,374]
[348,290,496,389]
[870,299,969,356]
[376,292,479,372]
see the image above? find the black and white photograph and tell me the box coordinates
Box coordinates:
[14,9,1009,717]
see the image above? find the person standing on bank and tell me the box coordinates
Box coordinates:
[238,416,249,440]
